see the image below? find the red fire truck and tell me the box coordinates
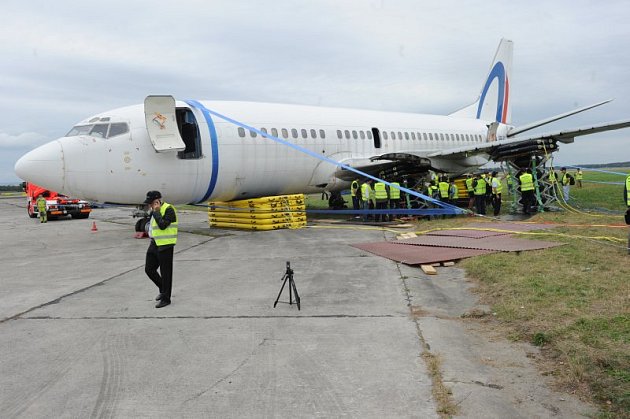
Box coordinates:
[23,182,92,219]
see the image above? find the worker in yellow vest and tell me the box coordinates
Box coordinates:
[473,173,486,215]
[374,180,389,222]
[144,190,178,308]
[389,180,401,221]
[465,174,475,210]
[360,180,373,222]
[350,179,360,212]
[560,167,572,201]
[438,176,450,203]
[625,174,630,208]
[576,168,583,188]
[491,170,502,216]
[519,169,535,215]
[36,194,47,223]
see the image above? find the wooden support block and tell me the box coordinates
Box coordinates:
[421,264,437,275]
[407,232,417,238]
[431,263,441,267]
[442,261,455,267]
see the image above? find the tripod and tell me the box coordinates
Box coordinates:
[273,261,301,310]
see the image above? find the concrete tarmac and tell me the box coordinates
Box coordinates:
[0,197,595,418]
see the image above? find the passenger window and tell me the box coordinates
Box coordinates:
[429,133,433,141]
[344,130,350,139]
[319,129,325,139]
[383,131,388,140]
[310,129,317,138]
[439,133,444,141]
[238,127,246,138]
[336,129,342,139]
[271,128,278,137]
[281,128,288,138]
[250,130,257,138]
[367,131,372,140]
[108,123,129,138]
[291,128,298,138]
[359,131,365,140]
[352,130,358,139]
[411,132,416,140]
[261,127,267,134]
[423,133,428,141]
[405,132,409,140]
[390,131,395,139]
[398,132,402,140]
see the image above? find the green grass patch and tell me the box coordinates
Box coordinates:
[430,176,630,415]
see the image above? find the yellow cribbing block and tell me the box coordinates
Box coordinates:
[208,211,305,219]
[207,194,307,230]
[209,216,307,225]
[209,221,307,231]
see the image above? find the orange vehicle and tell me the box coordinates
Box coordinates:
[23,182,92,219]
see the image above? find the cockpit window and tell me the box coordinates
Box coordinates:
[90,124,109,138]
[65,122,129,138]
[108,123,129,137]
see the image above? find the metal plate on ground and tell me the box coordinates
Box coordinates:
[465,222,558,232]
[395,235,563,252]
[352,242,496,265]
[425,229,510,239]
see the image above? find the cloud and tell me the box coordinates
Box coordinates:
[0,132,49,149]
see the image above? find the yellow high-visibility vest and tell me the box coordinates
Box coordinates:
[438,181,449,198]
[361,183,372,202]
[576,171,583,180]
[474,178,486,195]
[492,177,502,194]
[351,180,359,197]
[389,182,401,199]
[151,202,178,246]
[626,175,630,206]
[520,173,534,192]
[374,182,388,200]
[465,178,474,192]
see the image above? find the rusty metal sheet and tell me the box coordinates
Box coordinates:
[426,229,510,239]
[465,222,559,232]
[352,242,495,265]
[395,235,562,252]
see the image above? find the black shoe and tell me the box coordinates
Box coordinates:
[155,293,163,301]
[155,300,171,308]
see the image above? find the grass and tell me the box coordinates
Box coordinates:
[452,169,630,417]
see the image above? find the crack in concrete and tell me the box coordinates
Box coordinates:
[0,238,215,325]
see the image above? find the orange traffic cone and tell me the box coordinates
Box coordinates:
[91,221,98,232]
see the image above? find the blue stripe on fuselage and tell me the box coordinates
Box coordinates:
[185,100,219,203]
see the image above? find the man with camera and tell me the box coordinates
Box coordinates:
[143,190,178,308]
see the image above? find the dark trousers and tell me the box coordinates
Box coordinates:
[474,194,486,215]
[375,199,388,222]
[389,199,399,220]
[145,241,174,302]
[492,193,502,216]
[352,196,360,211]
[522,190,534,214]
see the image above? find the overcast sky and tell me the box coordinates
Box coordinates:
[2,0,629,184]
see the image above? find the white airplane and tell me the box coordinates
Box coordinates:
[14,39,630,205]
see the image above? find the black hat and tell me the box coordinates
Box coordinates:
[143,190,162,204]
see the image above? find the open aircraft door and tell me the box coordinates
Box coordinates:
[144,95,186,152]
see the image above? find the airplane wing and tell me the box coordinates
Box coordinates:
[427,119,630,161]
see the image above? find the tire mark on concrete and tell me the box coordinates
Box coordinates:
[91,334,126,419]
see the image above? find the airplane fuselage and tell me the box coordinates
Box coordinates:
[15,100,495,204]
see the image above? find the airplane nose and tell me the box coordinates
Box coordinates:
[14,140,66,192]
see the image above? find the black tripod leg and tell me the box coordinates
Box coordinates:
[290,277,301,310]
[274,274,289,308]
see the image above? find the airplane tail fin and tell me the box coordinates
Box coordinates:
[450,38,513,124]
